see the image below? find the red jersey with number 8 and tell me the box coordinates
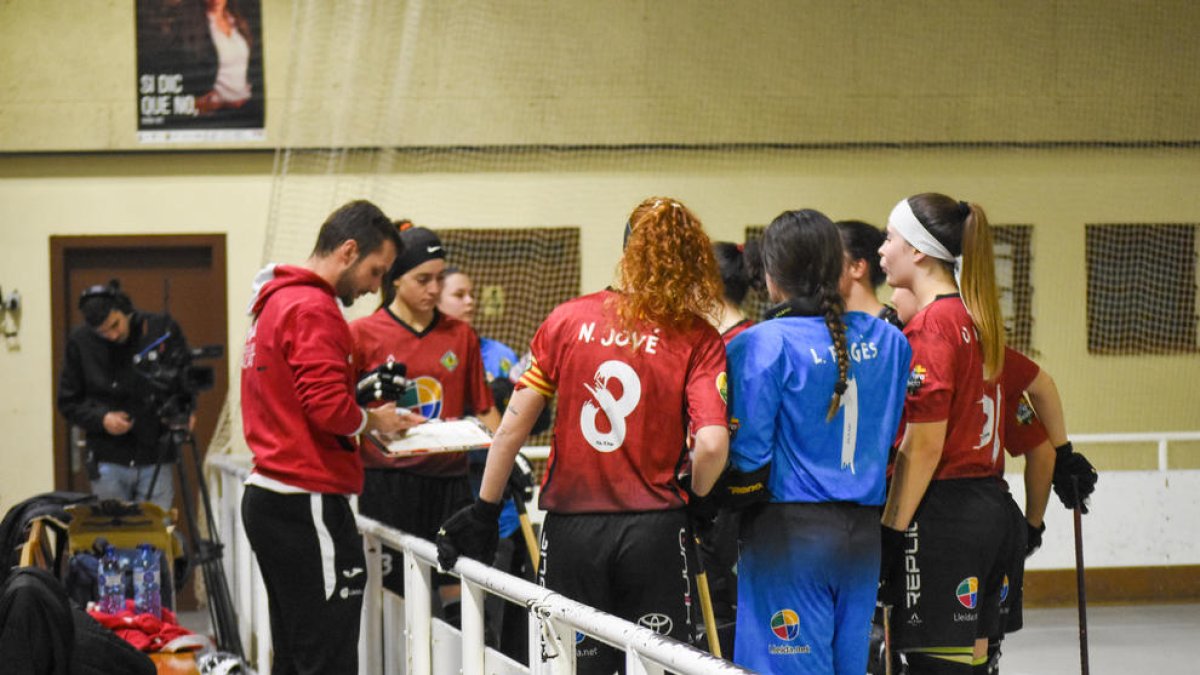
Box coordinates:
[902,295,1005,479]
[517,290,728,513]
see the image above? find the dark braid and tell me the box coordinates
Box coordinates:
[820,284,850,421]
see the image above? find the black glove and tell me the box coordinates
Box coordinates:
[1052,442,1097,513]
[1025,521,1045,558]
[355,361,410,406]
[489,377,515,414]
[678,474,719,541]
[717,464,771,510]
[436,499,502,571]
[506,453,536,503]
[879,525,906,588]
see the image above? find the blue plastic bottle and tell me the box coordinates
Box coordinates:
[98,545,125,614]
[133,543,162,618]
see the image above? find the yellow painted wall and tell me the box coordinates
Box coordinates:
[3,1,1200,150]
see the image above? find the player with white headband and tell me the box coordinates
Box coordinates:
[876,192,1013,674]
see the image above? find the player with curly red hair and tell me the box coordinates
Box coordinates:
[438,196,729,674]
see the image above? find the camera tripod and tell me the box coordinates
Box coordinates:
[145,417,244,659]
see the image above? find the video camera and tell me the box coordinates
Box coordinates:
[133,339,223,425]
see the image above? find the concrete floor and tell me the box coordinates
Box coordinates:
[1001,604,1199,675]
[179,603,1200,673]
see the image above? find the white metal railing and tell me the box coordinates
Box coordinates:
[1067,431,1200,472]
[205,453,750,675]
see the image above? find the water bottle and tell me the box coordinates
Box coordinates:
[97,545,125,614]
[133,543,162,618]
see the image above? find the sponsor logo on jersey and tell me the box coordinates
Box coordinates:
[638,613,674,635]
[907,364,927,395]
[440,350,459,372]
[574,631,585,644]
[904,524,921,609]
[956,577,979,609]
[716,371,728,403]
[412,376,444,419]
[769,609,800,641]
[1000,574,1010,603]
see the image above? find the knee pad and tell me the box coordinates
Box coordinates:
[903,650,973,674]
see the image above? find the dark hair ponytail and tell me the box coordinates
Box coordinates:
[908,193,1005,379]
[819,284,850,421]
[761,209,850,421]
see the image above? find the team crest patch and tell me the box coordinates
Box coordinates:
[1016,400,1035,425]
[769,609,800,641]
[716,371,728,403]
[907,364,927,395]
[1000,575,1010,603]
[956,577,979,609]
[440,350,459,372]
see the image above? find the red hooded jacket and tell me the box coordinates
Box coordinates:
[241,265,367,493]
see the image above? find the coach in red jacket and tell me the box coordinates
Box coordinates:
[239,200,419,675]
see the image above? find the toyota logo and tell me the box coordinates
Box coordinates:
[638,613,673,635]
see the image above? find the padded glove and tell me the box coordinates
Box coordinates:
[506,453,536,503]
[1052,442,1097,513]
[436,499,501,571]
[718,464,771,510]
[1026,521,1046,558]
[355,361,409,405]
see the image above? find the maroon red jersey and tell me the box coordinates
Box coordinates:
[1000,347,1049,466]
[721,319,754,345]
[902,295,1004,479]
[350,308,493,476]
[516,290,728,513]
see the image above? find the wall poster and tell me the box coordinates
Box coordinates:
[136,0,266,143]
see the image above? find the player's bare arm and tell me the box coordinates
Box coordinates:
[1023,440,1055,528]
[478,387,547,504]
[881,420,946,530]
[690,425,729,496]
[1025,369,1068,447]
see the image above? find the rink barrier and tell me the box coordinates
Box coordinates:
[205,452,751,675]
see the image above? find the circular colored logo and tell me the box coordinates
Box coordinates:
[956,577,979,609]
[1000,575,1010,603]
[716,371,728,403]
[413,376,444,420]
[770,609,800,641]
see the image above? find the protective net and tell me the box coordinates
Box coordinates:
[213,0,1200,470]
[1086,224,1198,355]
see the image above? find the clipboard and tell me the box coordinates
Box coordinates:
[366,417,492,457]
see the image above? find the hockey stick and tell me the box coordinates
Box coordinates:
[882,603,893,675]
[510,492,541,571]
[690,528,723,658]
[1072,476,1090,675]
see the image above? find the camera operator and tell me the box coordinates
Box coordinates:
[57,280,194,511]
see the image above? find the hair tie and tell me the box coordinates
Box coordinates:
[958,201,971,219]
[833,381,848,396]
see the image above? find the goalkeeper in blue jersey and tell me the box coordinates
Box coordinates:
[726,209,911,675]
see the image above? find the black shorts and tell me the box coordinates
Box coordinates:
[998,490,1028,636]
[359,469,473,593]
[882,478,1012,651]
[540,510,695,675]
[241,486,366,675]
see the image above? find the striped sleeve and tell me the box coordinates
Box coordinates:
[516,356,556,398]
